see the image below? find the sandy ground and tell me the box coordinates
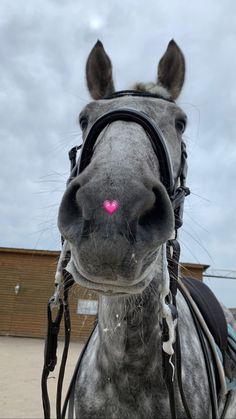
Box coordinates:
[0,336,83,419]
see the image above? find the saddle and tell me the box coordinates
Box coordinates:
[180,276,236,393]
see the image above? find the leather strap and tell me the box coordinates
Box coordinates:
[77,108,190,229]
[178,282,219,419]
[103,89,175,103]
[164,239,193,419]
[78,108,175,196]
[56,272,74,419]
[61,318,98,418]
[41,299,64,418]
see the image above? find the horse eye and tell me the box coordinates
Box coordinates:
[79,116,88,131]
[175,119,186,134]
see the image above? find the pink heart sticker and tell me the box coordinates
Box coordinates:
[103,200,119,215]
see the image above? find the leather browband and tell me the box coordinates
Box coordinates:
[103,89,175,103]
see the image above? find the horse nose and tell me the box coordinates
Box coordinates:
[58,175,174,244]
[59,176,155,220]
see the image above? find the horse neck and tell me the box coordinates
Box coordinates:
[97,246,167,366]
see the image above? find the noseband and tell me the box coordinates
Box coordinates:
[69,92,190,230]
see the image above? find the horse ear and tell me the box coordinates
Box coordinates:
[86,40,115,100]
[157,40,185,100]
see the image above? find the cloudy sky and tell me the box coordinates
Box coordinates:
[1,0,236,306]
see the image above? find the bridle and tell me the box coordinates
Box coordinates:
[41,91,219,419]
[69,90,190,230]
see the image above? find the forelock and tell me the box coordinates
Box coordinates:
[130,82,171,99]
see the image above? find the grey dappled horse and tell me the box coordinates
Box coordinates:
[58,41,236,418]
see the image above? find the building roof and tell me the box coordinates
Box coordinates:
[0,247,210,271]
[0,246,60,256]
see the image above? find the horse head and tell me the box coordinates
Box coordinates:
[58,40,187,295]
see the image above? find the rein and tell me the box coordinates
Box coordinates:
[41,90,220,419]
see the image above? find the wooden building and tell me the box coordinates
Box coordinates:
[0,247,208,342]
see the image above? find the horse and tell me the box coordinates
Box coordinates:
[57,40,236,418]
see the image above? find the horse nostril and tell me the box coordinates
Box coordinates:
[58,179,82,237]
[138,187,174,236]
[139,188,158,228]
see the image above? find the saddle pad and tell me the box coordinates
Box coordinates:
[181,276,228,360]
